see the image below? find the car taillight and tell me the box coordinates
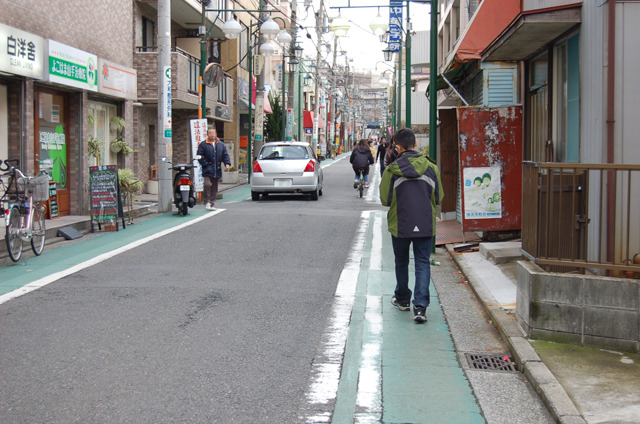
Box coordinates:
[253,161,263,173]
[304,160,315,172]
[179,178,191,185]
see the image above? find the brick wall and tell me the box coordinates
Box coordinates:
[0,0,134,66]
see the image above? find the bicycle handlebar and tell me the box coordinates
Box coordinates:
[0,158,19,172]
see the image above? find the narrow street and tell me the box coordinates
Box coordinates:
[1,157,552,423]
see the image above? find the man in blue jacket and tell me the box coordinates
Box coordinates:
[197,128,231,210]
[380,128,444,323]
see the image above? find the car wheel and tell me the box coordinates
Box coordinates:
[319,187,323,196]
[251,191,260,201]
[310,188,319,201]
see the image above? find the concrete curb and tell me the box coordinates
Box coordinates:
[446,245,587,424]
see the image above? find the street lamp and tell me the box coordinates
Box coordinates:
[330,10,350,37]
[383,45,394,62]
[369,8,388,37]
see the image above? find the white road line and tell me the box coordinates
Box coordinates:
[305,210,371,419]
[0,210,224,306]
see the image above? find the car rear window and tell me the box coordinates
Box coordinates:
[259,145,309,160]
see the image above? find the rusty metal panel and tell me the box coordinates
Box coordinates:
[458,106,523,233]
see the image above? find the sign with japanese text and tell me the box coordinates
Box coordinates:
[389,0,403,53]
[0,23,43,79]
[163,66,172,138]
[98,58,137,100]
[46,40,97,91]
[189,119,206,192]
[254,95,264,142]
[463,166,502,219]
[285,108,293,141]
[89,165,123,232]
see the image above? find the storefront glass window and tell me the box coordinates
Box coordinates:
[38,92,68,188]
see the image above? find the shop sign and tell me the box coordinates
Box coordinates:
[98,58,137,100]
[0,23,43,79]
[215,105,230,121]
[46,40,97,91]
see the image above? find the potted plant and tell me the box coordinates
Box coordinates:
[109,116,137,156]
[222,166,239,184]
[88,135,103,164]
[118,168,144,223]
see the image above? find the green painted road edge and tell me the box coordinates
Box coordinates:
[332,210,485,424]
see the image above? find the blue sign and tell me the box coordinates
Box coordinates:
[389,0,403,52]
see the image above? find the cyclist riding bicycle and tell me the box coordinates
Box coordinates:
[349,139,374,189]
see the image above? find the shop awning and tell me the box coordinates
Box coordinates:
[456,0,520,63]
[303,110,314,128]
[483,6,581,61]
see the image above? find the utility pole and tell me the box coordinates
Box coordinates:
[157,0,172,212]
[312,0,324,154]
[405,1,411,128]
[254,0,267,156]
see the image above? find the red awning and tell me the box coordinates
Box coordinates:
[251,77,273,114]
[456,0,520,62]
[303,110,314,128]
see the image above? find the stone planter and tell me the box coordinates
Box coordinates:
[147,179,158,194]
[222,170,239,184]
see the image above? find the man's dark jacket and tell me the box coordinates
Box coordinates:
[197,140,231,179]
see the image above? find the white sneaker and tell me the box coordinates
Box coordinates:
[205,203,214,211]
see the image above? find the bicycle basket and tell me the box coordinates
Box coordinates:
[28,175,50,202]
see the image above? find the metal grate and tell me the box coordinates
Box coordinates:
[465,353,517,372]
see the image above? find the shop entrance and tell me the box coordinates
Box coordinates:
[35,87,70,216]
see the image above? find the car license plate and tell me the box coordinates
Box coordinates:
[274,179,292,187]
[179,185,190,191]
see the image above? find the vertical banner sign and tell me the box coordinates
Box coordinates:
[189,119,206,192]
[285,108,293,141]
[254,94,264,142]
[389,0,403,52]
[163,66,172,138]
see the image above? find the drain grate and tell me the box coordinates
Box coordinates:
[465,353,518,372]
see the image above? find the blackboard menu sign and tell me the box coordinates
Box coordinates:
[89,165,125,232]
[48,180,59,219]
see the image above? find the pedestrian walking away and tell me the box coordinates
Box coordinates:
[380,128,444,323]
[349,139,374,188]
[196,128,231,211]
[376,136,389,176]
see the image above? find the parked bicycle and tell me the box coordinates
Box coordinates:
[0,159,49,262]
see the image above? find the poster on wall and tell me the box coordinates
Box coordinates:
[189,119,206,192]
[463,166,502,219]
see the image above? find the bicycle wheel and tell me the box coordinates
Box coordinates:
[359,180,363,198]
[5,206,23,262]
[30,205,46,256]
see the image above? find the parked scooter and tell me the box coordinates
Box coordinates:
[161,156,200,215]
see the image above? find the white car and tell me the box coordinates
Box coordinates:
[250,141,324,201]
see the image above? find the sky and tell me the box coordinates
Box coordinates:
[297,0,431,75]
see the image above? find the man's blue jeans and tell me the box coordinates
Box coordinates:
[391,236,432,308]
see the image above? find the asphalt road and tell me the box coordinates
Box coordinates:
[0,157,384,423]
